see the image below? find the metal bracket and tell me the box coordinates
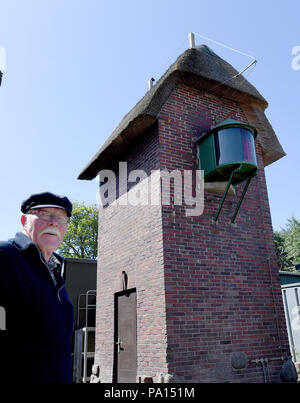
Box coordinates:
[213,165,241,222]
[230,176,253,223]
[213,165,254,224]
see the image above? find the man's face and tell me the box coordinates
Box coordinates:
[21,207,69,258]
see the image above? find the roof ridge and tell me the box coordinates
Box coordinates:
[78,46,284,180]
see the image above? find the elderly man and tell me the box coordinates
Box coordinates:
[0,192,74,383]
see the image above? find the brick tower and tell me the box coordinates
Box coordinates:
[79,44,291,383]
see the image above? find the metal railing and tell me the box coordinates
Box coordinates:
[73,290,96,383]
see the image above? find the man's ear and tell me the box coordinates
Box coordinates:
[20,214,27,228]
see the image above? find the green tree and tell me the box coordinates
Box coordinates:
[58,201,98,259]
[274,216,300,272]
[274,229,293,271]
[284,217,300,269]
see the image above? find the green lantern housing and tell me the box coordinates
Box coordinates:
[197,118,258,223]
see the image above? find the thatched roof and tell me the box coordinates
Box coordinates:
[78,45,285,180]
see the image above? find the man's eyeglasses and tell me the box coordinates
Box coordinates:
[27,210,70,225]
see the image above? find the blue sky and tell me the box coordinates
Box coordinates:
[0,0,299,240]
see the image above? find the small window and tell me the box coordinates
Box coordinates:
[215,127,257,167]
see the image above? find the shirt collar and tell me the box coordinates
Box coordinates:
[10,231,34,250]
[10,232,63,267]
[47,253,61,272]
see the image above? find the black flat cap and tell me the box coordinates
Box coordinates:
[21,192,72,217]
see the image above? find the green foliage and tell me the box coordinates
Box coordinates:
[274,229,293,271]
[274,216,300,272]
[284,217,300,268]
[58,200,98,260]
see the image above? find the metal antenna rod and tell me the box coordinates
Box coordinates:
[189,32,195,49]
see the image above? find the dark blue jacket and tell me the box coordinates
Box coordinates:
[0,232,74,383]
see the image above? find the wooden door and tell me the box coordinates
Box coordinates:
[115,289,137,383]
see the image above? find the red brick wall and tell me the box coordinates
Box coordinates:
[95,126,169,382]
[158,83,290,382]
[94,82,290,383]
